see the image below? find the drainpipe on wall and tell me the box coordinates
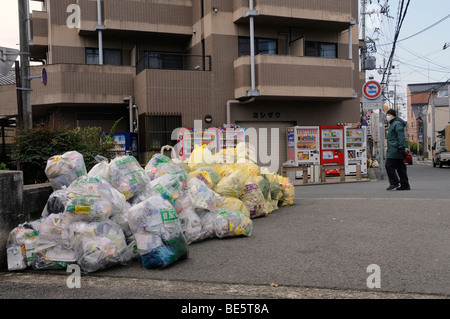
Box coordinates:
[123,96,134,133]
[96,0,105,65]
[226,98,255,126]
[246,0,259,97]
[349,18,358,99]
[348,18,356,60]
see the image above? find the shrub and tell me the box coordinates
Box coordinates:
[11,123,118,184]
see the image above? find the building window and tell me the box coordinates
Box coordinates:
[238,37,277,57]
[86,48,122,65]
[144,52,184,70]
[305,41,337,58]
[437,90,448,98]
[144,114,182,151]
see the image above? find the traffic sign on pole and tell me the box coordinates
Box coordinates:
[362,80,382,100]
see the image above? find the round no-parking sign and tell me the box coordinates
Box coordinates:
[362,81,381,100]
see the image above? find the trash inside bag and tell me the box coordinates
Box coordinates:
[108,156,150,200]
[6,220,41,271]
[216,196,250,218]
[127,195,189,269]
[64,176,130,222]
[87,155,109,180]
[213,208,253,238]
[30,213,76,270]
[240,180,268,219]
[42,188,69,217]
[145,154,188,183]
[177,196,208,244]
[214,165,251,198]
[279,176,295,206]
[70,219,128,273]
[147,173,185,206]
[45,151,87,190]
[188,144,215,171]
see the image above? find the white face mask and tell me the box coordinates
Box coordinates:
[386,115,394,122]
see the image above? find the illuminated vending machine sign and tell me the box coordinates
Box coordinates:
[320,126,345,176]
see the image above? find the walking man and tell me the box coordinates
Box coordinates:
[385,109,411,190]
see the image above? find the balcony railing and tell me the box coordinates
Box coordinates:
[136,52,212,75]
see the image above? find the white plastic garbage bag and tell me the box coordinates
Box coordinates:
[127,195,189,269]
[42,188,69,217]
[45,151,87,190]
[64,176,130,222]
[87,155,109,179]
[6,220,41,271]
[108,156,150,200]
[213,208,253,238]
[70,219,128,273]
[32,213,76,270]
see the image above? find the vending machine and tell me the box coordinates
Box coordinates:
[219,127,245,150]
[176,127,220,161]
[110,132,139,160]
[287,126,320,165]
[344,126,367,175]
[320,126,345,176]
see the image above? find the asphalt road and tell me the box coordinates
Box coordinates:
[1,157,449,301]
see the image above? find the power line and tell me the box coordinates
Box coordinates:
[378,13,450,46]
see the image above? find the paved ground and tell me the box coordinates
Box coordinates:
[0,156,448,303]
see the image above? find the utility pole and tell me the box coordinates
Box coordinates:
[18,0,32,130]
[361,0,367,71]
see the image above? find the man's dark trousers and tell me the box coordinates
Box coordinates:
[385,158,409,187]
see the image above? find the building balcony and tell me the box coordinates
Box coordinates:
[234,54,356,100]
[30,64,135,106]
[77,0,193,37]
[233,0,354,31]
[136,52,211,75]
[29,10,48,59]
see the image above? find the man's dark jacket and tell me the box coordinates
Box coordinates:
[386,117,407,159]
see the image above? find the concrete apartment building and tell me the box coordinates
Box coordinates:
[2,0,363,165]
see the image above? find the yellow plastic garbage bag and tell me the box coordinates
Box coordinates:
[216,196,250,218]
[216,164,236,178]
[214,165,250,198]
[189,169,213,189]
[279,176,295,206]
[188,144,215,171]
[240,180,268,219]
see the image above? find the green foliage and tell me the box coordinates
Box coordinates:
[407,141,417,153]
[0,162,8,170]
[11,121,120,184]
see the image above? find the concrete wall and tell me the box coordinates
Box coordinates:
[0,171,52,270]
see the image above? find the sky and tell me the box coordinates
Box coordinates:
[362,0,450,116]
[1,0,449,115]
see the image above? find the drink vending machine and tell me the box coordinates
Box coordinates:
[176,127,220,161]
[287,126,320,178]
[218,127,245,150]
[287,126,320,165]
[176,127,245,161]
[320,126,345,176]
[344,126,367,175]
[110,132,139,160]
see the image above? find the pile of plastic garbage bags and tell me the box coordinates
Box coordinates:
[6,143,295,273]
